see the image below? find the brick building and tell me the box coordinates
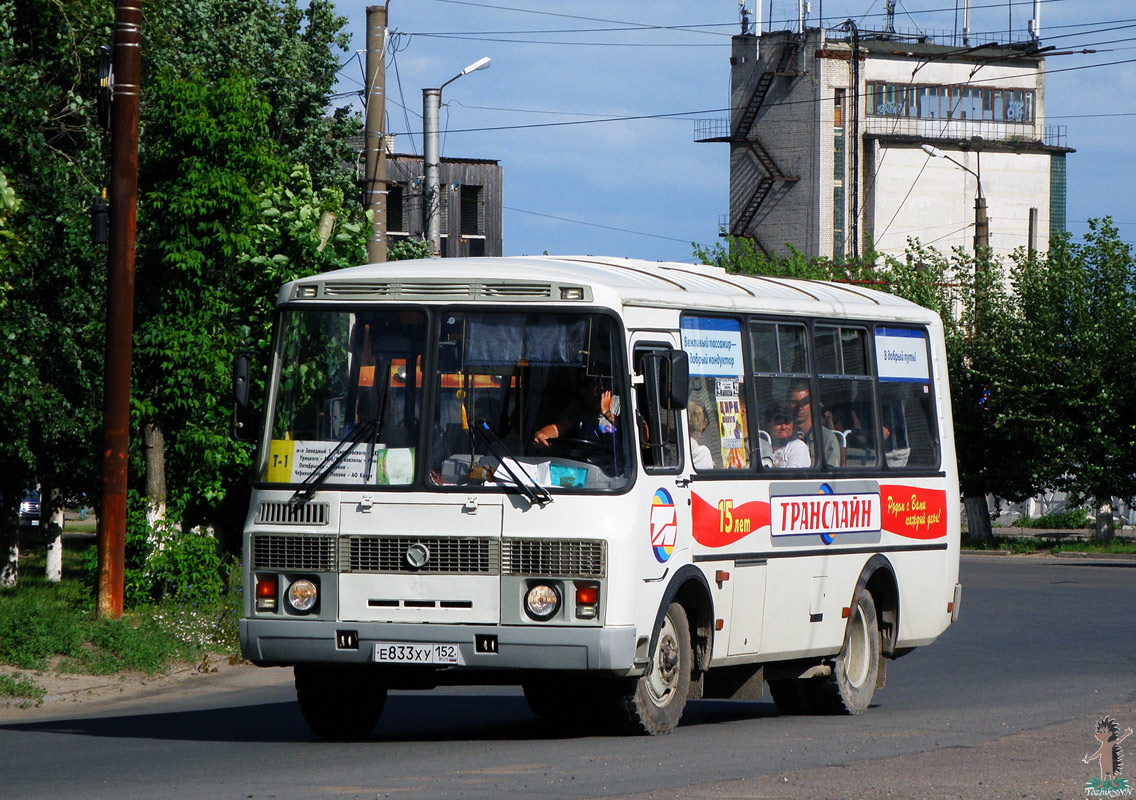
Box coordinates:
[697,26,1073,259]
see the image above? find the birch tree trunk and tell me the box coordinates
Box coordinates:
[1094,499,1115,543]
[45,505,63,582]
[142,419,167,528]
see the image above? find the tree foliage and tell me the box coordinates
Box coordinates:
[0,0,111,572]
[0,0,366,567]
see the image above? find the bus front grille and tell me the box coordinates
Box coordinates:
[344,536,499,574]
[251,534,337,571]
[501,539,607,578]
[256,501,329,525]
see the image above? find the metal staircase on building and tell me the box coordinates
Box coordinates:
[733,139,799,235]
[733,40,800,141]
[727,39,801,240]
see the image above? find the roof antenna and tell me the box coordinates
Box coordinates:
[1027,0,1041,42]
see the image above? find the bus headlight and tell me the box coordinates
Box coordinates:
[286,579,318,613]
[524,583,560,621]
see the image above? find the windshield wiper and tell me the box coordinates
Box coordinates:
[290,417,379,504]
[472,420,553,506]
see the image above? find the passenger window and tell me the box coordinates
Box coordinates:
[681,317,750,471]
[816,326,878,469]
[751,321,815,469]
[875,327,940,468]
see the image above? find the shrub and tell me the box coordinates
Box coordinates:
[1019,508,1092,530]
[0,673,46,704]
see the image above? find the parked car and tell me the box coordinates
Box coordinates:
[18,491,40,526]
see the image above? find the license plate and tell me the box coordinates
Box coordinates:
[374,642,464,665]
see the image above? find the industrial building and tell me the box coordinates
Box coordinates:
[698,14,1073,260]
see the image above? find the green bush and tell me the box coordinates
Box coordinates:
[1019,508,1092,530]
[150,531,226,605]
[80,490,226,607]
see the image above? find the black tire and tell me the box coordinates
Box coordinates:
[767,678,816,715]
[812,590,881,715]
[608,602,692,735]
[522,678,579,722]
[294,664,387,740]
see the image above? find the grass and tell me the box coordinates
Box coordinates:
[0,535,242,691]
[962,533,1136,555]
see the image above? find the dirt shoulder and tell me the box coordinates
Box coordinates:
[0,657,294,721]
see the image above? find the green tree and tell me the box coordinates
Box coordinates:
[0,0,111,583]
[1010,221,1136,540]
[143,0,359,196]
[132,69,366,543]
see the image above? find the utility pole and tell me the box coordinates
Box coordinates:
[364,4,388,263]
[422,86,441,256]
[97,0,142,619]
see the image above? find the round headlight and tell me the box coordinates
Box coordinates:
[524,583,560,621]
[286,579,318,612]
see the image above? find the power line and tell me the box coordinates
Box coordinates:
[503,205,697,244]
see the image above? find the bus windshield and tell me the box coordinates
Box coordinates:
[260,308,631,492]
[428,311,632,492]
[261,308,428,487]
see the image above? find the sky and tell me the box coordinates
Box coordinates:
[328,0,1136,263]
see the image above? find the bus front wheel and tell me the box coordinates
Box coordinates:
[609,602,691,735]
[294,664,387,740]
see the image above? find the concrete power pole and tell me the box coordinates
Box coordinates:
[422,87,442,256]
[98,0,143,619]
[423,57,490,258]
[364,4,388,263]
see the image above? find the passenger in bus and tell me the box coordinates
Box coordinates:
[790,383,841,467]
[768,403,810,468]
[531,377,619,447]
[687,403,715,470]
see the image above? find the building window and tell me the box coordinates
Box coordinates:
[833,89,846,261]
[1050,153,1066,236]
[460,184,483,236]
[868,82,1033,122]
[387,183,405,233]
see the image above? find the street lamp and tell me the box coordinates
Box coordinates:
[423,57,491,257]
[921,144,988,253]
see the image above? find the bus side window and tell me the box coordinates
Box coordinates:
[634,346,681,471]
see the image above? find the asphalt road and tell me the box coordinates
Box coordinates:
[2,557,1134,800]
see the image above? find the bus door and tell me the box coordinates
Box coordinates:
[680,315,766,657]
[630,334,690,582]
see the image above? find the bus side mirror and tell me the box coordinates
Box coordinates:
[668,350,689,408]
[233,351,256,441]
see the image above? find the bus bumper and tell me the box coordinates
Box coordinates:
[240,618,638,672]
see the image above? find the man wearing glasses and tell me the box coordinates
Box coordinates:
[789,383,842,468]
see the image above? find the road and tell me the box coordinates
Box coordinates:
[1,557,1134,799]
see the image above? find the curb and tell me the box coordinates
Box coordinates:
[962,550,1136,567]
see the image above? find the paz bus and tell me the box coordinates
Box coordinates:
[236,255,961,738]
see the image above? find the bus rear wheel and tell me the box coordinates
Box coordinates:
[815,589,880,714]
[608,602,691,735]
[294,664,388,740]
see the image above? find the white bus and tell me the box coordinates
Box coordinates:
[237,256,961,738]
